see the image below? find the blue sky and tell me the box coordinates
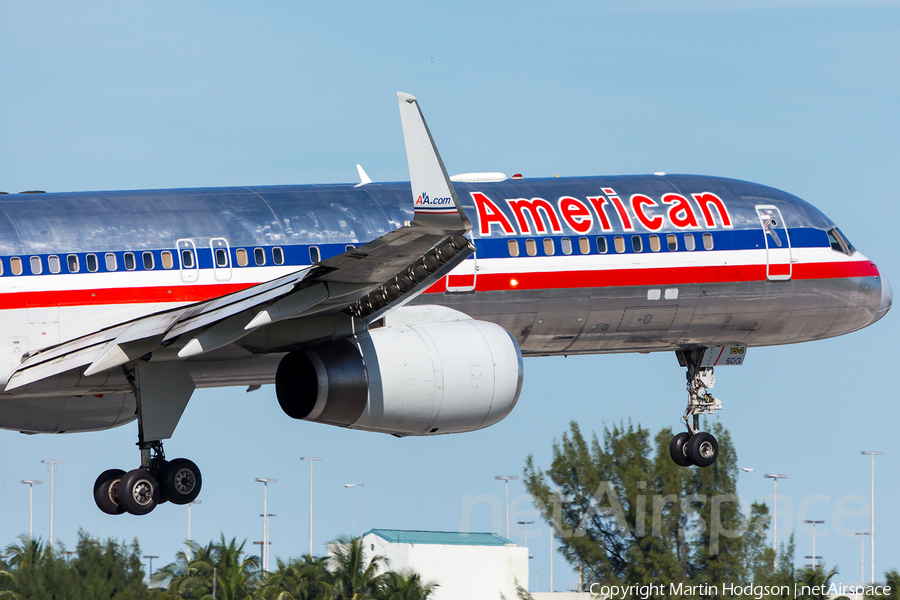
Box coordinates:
[1,0,898,592]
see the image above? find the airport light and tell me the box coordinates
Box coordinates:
[764,473,788,569]
[495,475,519,539]
[21,480,42,540]
[61,550,76,564]
[252,541,270,571]
[856,532,869,584]
[861,451,883,583]
[41,460,62,549]
[255,478,278,571]
[300,457,322,556]
[143,555,158,583]
[187,500,201,560]
[344,484,365,538]
[803,520,824,569]
[517,520,535,552]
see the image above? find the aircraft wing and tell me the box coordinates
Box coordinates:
[5,92,472,392]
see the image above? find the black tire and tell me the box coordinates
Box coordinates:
[161,458,202,505]
[118,468,161,515]
[93,469,127,515]
[686,432,719,467]
[669,432,694,467]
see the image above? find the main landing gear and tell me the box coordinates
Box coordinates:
[94,443,202,515]
[669,349,722,468]
[93,361,201,515]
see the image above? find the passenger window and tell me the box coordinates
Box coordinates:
[703,233,714,250]
[508,240,519,257]
[236,248,248,267]
[142,252,154,270]
[614,236,625,253]
[309,246,320,264]
[255,248,266,265]
[10,257,22,276]
[667,234,678,251]
[67,254,79,273]
[273,247,284,265]
[30,256,42,275]
[684,234,696,251]
[181,249,194,269]
[86,254,98,272]
[48,255,60,274]
[124,252,136,270]
[596,237,608,254]
[105,253,118,271]
[215,248,228,267]
[579,237,590,254]
[632,236,642,252]
[525,239,537,256]
[161,251,174,269]
[543,238,555,256]
[650,235,661,252]
[560,237,572,255]
[0,259,4,276]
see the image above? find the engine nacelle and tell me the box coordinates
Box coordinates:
[275,316,523,436]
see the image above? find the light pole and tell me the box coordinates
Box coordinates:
[861,451,883,584]
[187,500,201,560]
[41,460,62,549]
[344,484,365,538]
[517,520,535,549]
[21,480,42,540]
[803,520,824,569]
[764,473,788,569]
[549,527,554,592]
[61,551,76,564]
[255,478,278,572]
[300,457,322,556]
[495,476,518,539]
[143,555,158,584]
[856,532,869,584]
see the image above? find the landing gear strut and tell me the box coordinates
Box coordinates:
[93,361,201,515]
[669,349,722,468]
[93,441,202,516]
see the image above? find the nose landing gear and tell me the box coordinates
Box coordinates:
[669,348,727,468]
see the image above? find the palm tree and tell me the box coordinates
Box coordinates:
[260,555,332,600]
[379,571,437,600]
[155,536,261,599]
[3,537,47,571]
[794,564,838,600]
[329,537,388,600]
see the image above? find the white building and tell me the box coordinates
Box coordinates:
[362,529,528,599]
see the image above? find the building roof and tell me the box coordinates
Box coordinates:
[366,529,514,546]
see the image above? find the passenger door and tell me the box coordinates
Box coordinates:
[755,206,792,281]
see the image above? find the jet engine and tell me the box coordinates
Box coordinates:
[275,317,523,436]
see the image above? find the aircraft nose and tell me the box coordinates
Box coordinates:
[873,276,892,323]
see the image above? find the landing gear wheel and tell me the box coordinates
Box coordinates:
[118,468,161,515]
[93,469,127,515]
[686,432,718,467]
[161,458,202,505]
[669,432,694,467]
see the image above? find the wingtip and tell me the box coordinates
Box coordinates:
[397,92,416,104]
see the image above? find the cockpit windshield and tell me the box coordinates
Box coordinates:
[826,227,856,255]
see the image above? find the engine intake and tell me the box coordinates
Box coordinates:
[275,318,523,436]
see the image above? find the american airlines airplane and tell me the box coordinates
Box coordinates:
[0,94,890,516]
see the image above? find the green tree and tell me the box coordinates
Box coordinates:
[379,571,437,600]
[261,555,332,600]
[867,568,900,599]
[329,537,387,600]
[793,563,838,600]
[155,536,260,600]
